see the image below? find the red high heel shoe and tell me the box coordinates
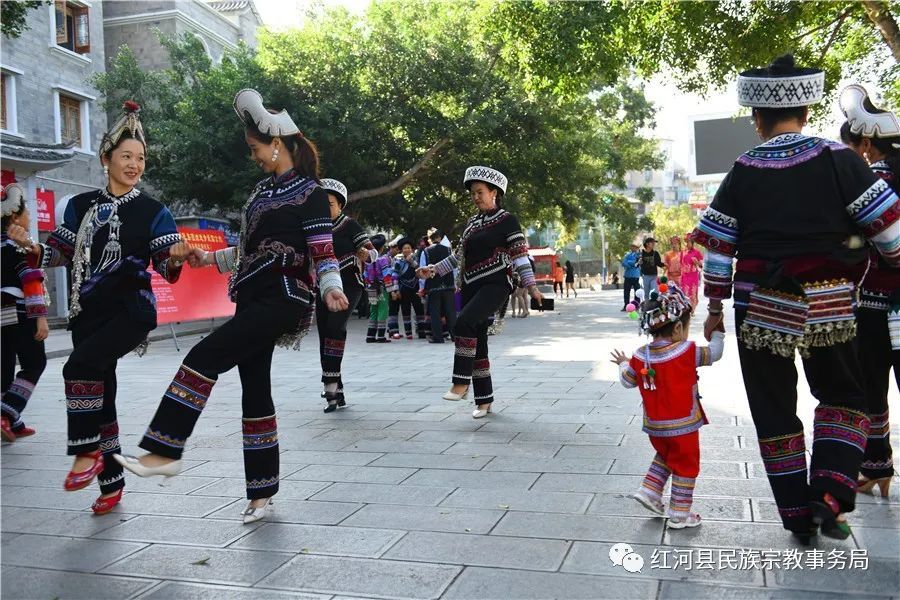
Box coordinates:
[13,425,36,438]
[92,489,123,515]
[64,451,104,491]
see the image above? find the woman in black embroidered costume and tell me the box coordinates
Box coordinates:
[1,183,49,443]
[418,166,542,419]
[393,237,428,339]
[317,178,376,412]
[838,84,900,499]
[116,89,348,524]
[690,56,900,542]
[8,102,192,515]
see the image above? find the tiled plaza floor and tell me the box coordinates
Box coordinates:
[2,290,898,599]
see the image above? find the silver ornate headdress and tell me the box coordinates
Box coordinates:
[839,84,900,139]
[99,101,146,158]
[233,89,300,137]
[1,183,25,218]
[464,166,508,195]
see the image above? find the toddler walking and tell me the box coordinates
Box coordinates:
[611,280,724,528]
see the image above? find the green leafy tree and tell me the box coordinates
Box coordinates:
[1,0,47,38]
[592,194,653,271]
[91,3,661,240]
[645,202,700,254]
[494,1,899,108]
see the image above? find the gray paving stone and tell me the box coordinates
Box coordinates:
[140,581,326,599]
[101,544,292,586]
[662,519,858,552]
[359,411,451,421]
[770,555,900,596]
[310,482,454,506]
[101,491,234,517]
[409,429,517,444]
[1,485,96,511]
[230,522,404,557]
[443,566,659,599]
[852,526,900,559]
[203,499,363,525]
[476,421,583,434]
[286,464,417,485]
[513,432,624,445]
[588,493,753,522]
[1,533,146,572]
[493,511,664,544]
[441,487,593,514]
[93,515,258,547]
[342,503,505,534]
[1,506,137,537]
[483,456,614,474]
[384,530,571,571]
[303,419,397,430]
[370,452,493,470]
[182,461,302,479]
[121,474,224,495]
[258,554,461,598]
[658,581,855,599]
[340,439,454,454]
[531,472,645,493]
[402,469,539,490]
[188,478,330,501]
[441,441,562,458]
[279,450,384,465]
[561,541,764,586]
[0,566,156,600]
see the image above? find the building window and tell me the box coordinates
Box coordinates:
[59,94,82,146]
[54,1,90,54]
[0,70,18,134]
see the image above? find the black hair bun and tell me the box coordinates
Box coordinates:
[769,54,796,75]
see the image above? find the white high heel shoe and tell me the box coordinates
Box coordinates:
[242,498,273,524]
[472,405,492,419]
[113,454,182,477]
[442,389,469,401]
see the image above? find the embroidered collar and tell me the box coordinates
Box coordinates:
[760,132,807,147]
[738,134,843,170]
[99,187,140,205]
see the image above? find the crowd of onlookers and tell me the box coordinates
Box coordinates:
[619,235,703,310]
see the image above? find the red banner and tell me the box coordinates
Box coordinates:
[150,227,236,324]
[36,189,56,232]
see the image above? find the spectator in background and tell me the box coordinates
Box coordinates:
[621,243,641,311]
[640,237,664,299]
[680,234,703,308]
[663,235,683,285]
[420,229,456,343]
[553,261,564,297]
[564,260,577,298]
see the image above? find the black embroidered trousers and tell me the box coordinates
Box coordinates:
[317,282,363,386]
[1,319,46,431]
[452,283,509,405]
[856,307,897,479]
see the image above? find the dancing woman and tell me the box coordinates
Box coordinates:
[419,166,542,418]
[1,183,49,442]
[838,84,900,498]
[7,102,191,514]
[691,56,899,542]
[317,178,375,412]
[116,89,348,524]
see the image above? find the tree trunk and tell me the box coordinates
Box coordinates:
[861,0,900,61]
[349,137,451,202]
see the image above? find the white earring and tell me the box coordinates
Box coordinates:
[103,165,109,181]
[271,147,279,162]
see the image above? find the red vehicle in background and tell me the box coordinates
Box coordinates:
[528,246,558,286]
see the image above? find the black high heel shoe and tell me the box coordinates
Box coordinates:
[810,492,851,540]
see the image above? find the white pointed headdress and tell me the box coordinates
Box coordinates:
[1,183,25,218]
[320,178,349,206]
[464,166,508,194]
[839,84,900,139]
[233,89,300,137]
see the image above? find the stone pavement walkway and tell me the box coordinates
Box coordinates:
[2,290,898,599]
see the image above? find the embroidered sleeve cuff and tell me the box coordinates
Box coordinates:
[513,256,536,288]
[434,255,458,278]
[318,270,344,298]
[702,250,734,300]
[214,247,238,273]
[158,258,184,284]
[697,332,725,366]
[619,363,638,389]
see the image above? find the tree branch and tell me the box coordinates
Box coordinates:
[792,7,853,41]
[819,10,850,63]
[349,138,451,201]
[861,0,900,61]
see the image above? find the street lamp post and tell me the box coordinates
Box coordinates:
[575,244,582,286]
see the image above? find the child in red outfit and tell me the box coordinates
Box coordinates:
[612,281,725,529]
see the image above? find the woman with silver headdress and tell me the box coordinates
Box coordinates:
[1,183,49,443]
[838,84,900,499]
[7,101,192,515]
[690,55,899,542]
[115,90,348,524]
[317,178,376,412]
[418,166,542,418]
